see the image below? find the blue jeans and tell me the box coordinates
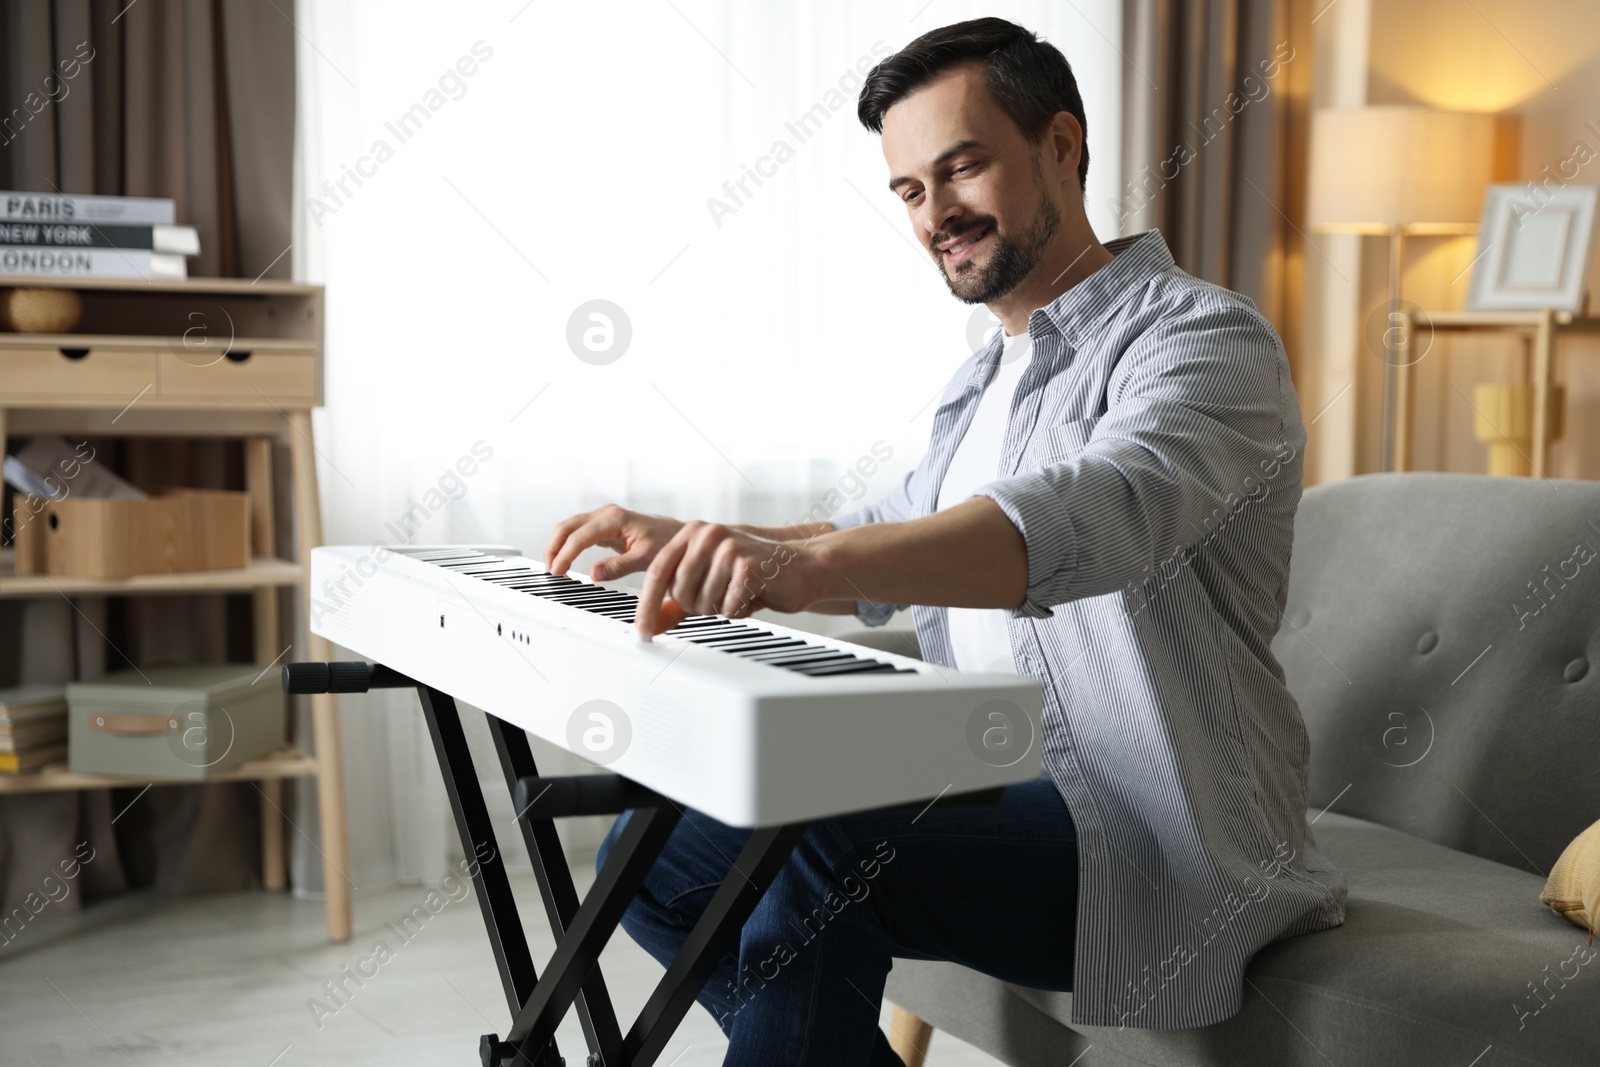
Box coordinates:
[596,777,1079,1066]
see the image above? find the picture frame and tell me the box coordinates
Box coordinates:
[1467,183,1598,313]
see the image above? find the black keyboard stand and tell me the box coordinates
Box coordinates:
[284,661,1002,1067]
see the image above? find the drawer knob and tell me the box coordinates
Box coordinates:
[224,349,253,364]
[59,346,89,360]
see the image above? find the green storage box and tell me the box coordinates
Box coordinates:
[67,664,286,779]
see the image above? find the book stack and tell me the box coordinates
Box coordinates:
[0,191,199,280]
[0,685,69,774]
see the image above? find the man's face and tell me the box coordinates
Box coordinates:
[881,61,1065,306]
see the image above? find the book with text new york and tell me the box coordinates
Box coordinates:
[0,221,198,254]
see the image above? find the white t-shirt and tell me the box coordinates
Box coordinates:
[935,328,1034,674]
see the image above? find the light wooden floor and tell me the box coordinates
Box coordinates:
[0,862,1004,1066]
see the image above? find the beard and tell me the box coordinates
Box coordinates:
[936,170,1063,306]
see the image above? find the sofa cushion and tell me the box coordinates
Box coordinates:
[886,810,1600,1067]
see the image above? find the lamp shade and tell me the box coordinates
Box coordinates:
[1307,105,1495,234]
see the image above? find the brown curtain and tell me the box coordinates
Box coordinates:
[0,0,295,923]
[1119,0,1313,374]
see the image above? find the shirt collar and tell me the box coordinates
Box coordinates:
[1034,228,1173,344]
[974,228,1175,369]
[960,230,1177,396]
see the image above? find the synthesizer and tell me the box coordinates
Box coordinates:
[310,544,1043,827]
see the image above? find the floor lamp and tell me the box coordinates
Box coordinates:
[1307,105,1494,471]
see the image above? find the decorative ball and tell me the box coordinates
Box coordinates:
[0,287,84,333]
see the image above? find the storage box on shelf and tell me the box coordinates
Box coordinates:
[67,664,286,779]
[0,275,351,942]
[14,488,250,579]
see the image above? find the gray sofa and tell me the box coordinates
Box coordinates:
[837,472,1600,1067]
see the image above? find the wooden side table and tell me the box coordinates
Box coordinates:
[0,275,352,942]
[1394,308,1600,477]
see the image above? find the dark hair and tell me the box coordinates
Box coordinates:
[858,17,1090,194]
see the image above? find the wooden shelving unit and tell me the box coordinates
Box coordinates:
[1395,308,1600,477]
[0,554,304,597]
[0,275,352,942]
[0,746,319,794]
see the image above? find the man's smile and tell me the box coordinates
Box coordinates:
[939,224,992,262]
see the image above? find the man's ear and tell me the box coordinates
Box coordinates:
[1049,112,1084,193]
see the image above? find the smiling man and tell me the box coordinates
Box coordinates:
[546,16,1346,1065]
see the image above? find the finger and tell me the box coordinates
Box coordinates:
[548,505,633,575]
[543,512,590,573]
[591,547,650,582]
[549,513,618,578]
[699,539,740,618]
[637,530,690,638]
[670,523,717,614]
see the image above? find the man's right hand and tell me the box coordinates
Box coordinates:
[543,504,685,582]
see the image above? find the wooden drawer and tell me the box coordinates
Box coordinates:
[0,345,159,398]
[157,349,317,403]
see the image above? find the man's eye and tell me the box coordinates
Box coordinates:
[954,164,973,175]
[904,191,921,204]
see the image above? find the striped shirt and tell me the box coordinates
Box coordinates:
[830,228,1348,1030]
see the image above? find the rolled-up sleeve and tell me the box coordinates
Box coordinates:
[973,299,1303,619]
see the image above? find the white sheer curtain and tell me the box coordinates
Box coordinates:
[289,0,1122,896]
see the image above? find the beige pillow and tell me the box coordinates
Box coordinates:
[1542,817,1600,943]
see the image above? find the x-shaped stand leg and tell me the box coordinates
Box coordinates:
[280,663,990,1067]
[417,684,806,1067]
